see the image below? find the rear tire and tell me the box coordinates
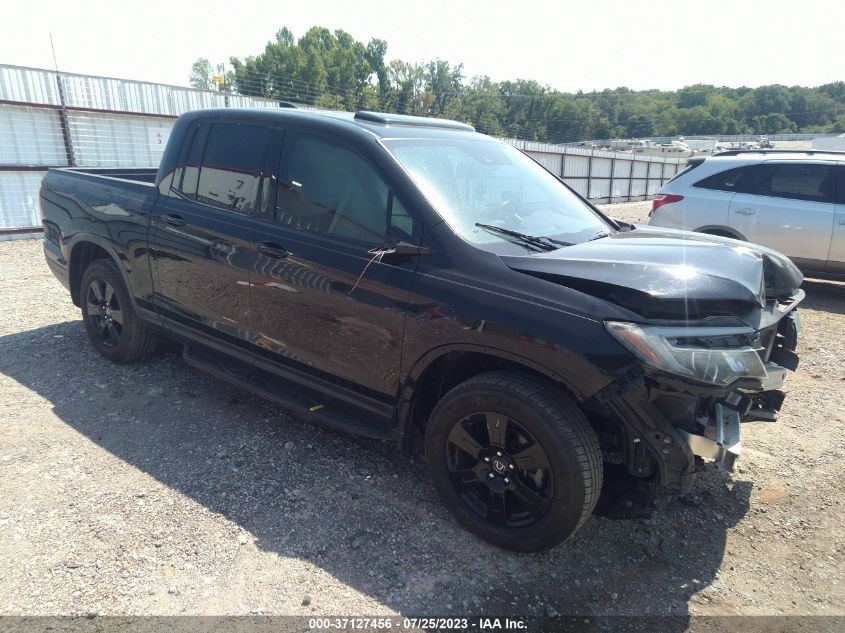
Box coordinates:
[425,371,602,551]
[80,259,159,362]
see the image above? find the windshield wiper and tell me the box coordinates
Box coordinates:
[474,223,572,251]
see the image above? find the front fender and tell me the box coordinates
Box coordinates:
[402,342,586,402]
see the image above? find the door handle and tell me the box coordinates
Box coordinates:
[734,208,756,215]
[163,213,185,227]
[839,220,845,226]
[257,241,289,259]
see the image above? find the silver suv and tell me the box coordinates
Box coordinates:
[648,150,845,279]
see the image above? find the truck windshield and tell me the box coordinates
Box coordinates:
[382,138,611,251]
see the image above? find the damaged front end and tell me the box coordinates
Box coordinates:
[592,294,801,512]
[501,226,804,511]
[605,299,801,470]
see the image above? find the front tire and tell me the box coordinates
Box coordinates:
[425,371,602,552]
[80,259,159,362]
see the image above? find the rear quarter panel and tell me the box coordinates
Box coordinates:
[650,184,735,233]
[42,170,160,305]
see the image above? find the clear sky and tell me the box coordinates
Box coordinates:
[1,0,841,92]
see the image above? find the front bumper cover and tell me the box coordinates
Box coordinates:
[679,360,789,471]
[595,307,799,496]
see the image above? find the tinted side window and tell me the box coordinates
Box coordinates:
[749,163,834,203]
[178,123,209,198]
[694,166,758,193]
[195,123,265,214]
[389,195,413,238]
[276,133,391,244]
[837,165,845,205]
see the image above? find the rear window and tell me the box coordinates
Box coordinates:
[665,164,696,184]
[693,165,758,192]
[178,123,209,197]
[195,123,267,214]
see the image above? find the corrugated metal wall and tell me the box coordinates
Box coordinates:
[0,171,47,231]
[503,139,687,204]
[0,105,67,165]
[0,64,291,232]
[0,63,687,232]
[67,112,175,167]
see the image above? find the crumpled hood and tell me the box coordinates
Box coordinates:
[500,226,803,312]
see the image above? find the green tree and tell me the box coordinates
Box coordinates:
[423,60,464,118]
[206,25,845,143]
[462,76,503,136]
[387,60,426,115]
[189,58,214,90]
[365,39,389,105]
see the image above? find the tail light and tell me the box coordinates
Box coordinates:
[39,185,47,225]
[650,194,684,215]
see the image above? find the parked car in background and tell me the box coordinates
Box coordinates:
[649,150,845,279]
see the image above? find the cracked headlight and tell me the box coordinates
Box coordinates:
[605,321,768,386]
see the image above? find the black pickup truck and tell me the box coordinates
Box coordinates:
[41,108,803,551]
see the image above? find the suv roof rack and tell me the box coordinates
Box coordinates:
[354,111,475,132]
[714,148,845,157]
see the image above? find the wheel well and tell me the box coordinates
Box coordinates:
[403,351,580,453]
[696,226,743,240]
[69,242,112,306]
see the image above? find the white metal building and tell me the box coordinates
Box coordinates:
[0,64,689,235]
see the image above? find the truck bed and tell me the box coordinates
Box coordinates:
[56,167,159,185]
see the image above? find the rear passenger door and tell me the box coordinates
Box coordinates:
[151,120,273,346]
[828,163,845,274]
[728,161,835,272]
[248,130,420,411]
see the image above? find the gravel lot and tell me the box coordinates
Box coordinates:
[1,201,843,624]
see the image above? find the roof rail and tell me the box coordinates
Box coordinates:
[714,148,845,157]
[354,111,475,132]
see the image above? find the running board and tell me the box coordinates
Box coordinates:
[182,345,398,441]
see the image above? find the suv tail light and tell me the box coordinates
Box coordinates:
[39,185,47,225]
[650,194,684,215]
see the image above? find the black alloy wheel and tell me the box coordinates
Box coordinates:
[426,371,603,551]
[446,412,553,528]
[79,258,159,362]
[85,277,124,348]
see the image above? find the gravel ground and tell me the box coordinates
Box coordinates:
[0,201,843,623]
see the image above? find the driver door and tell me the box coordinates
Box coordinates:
[248,130,421,413]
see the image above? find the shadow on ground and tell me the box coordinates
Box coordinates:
[0,318,753,626]
[800,278,845,316]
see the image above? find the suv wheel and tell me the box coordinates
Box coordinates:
[80,259,159,362]
[425,371,602,551]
